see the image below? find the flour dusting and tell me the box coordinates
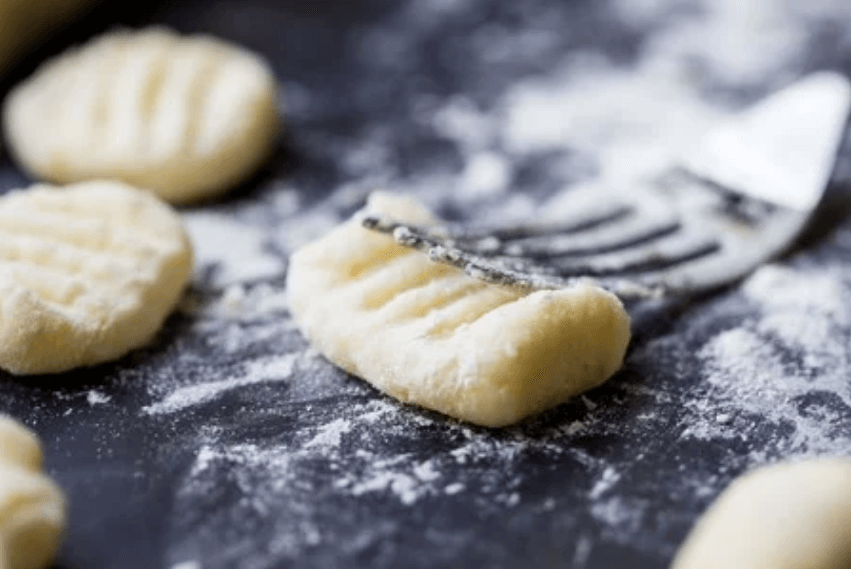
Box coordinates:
[111,1,851,567]
[170,561,201,569]
[143,353,302,415]
[86,390,111,406]
[176,396,615,521]
[681,263,851,456]
[184,212,284,288]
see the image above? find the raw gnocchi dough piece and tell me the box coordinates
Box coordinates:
[286,192,631,427]
[672,457,851,569]
[2,26,279,204]
[0,415,66,569]
[0,180,193,375]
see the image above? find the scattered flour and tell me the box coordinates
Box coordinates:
[681,263,851,455]
[302,418,350,450]
[86,390,111,406]
[499,56,731,196]
[0,1,842,568]
[115,1,851,566]
[591,496,647,535]
[432,96,497,153]
[742,264,845,315]
[177,396,615,517]
[615,0,851,85]
[143,353,302,415]
[184,212,284,288]
[348,466,427,506]
[189,283,291,322]
[170,561,201,569]
[457,151,511,199]
[272,206,341,253]
[589,466,621,500]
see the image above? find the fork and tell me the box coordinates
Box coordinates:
[361,72,851,300]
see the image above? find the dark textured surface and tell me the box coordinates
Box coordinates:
[2,1,851,568]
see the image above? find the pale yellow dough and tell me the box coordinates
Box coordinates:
[0,180,193,375]
[672,457,851,569]
[0,415,66,569]
[2,26,279,204]
[286,192,631,427]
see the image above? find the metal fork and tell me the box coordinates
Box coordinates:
[362,72,851,300]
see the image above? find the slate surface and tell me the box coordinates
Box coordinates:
[1,1,851,568]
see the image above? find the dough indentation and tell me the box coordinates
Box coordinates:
[358,253,455,310]
[3,26,279,204]
[0,180,193,375]
[375,275,486,321]
[286,191,632,427]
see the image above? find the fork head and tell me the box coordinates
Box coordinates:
[362,72,851,300]
[360,174,806,300]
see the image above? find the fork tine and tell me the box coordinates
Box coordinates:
[361,214,668,298]
[502,214,681,257]
[361,204,795,300]
[359,74,848,300]
[538,232,720,277]
[477,204,632,240]
[637,208,810,293]
[446,197,634,241]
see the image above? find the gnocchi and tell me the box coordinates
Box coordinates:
[0,180,193,374]
[0,415,65,569]
[673,458,851,569]
[3,26,279,204]
[286,192,631,427]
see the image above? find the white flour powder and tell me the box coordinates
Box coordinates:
[128,0,851,565]
[143,353,302,415]
[184,212,284,288]
[683,264,851,455]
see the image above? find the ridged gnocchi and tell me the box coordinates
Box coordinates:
[286,192,631,427]
[0,415,66,569]
[2,26,279,204]
[0,180,193,374]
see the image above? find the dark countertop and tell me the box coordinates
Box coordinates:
[2,1,851,568]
